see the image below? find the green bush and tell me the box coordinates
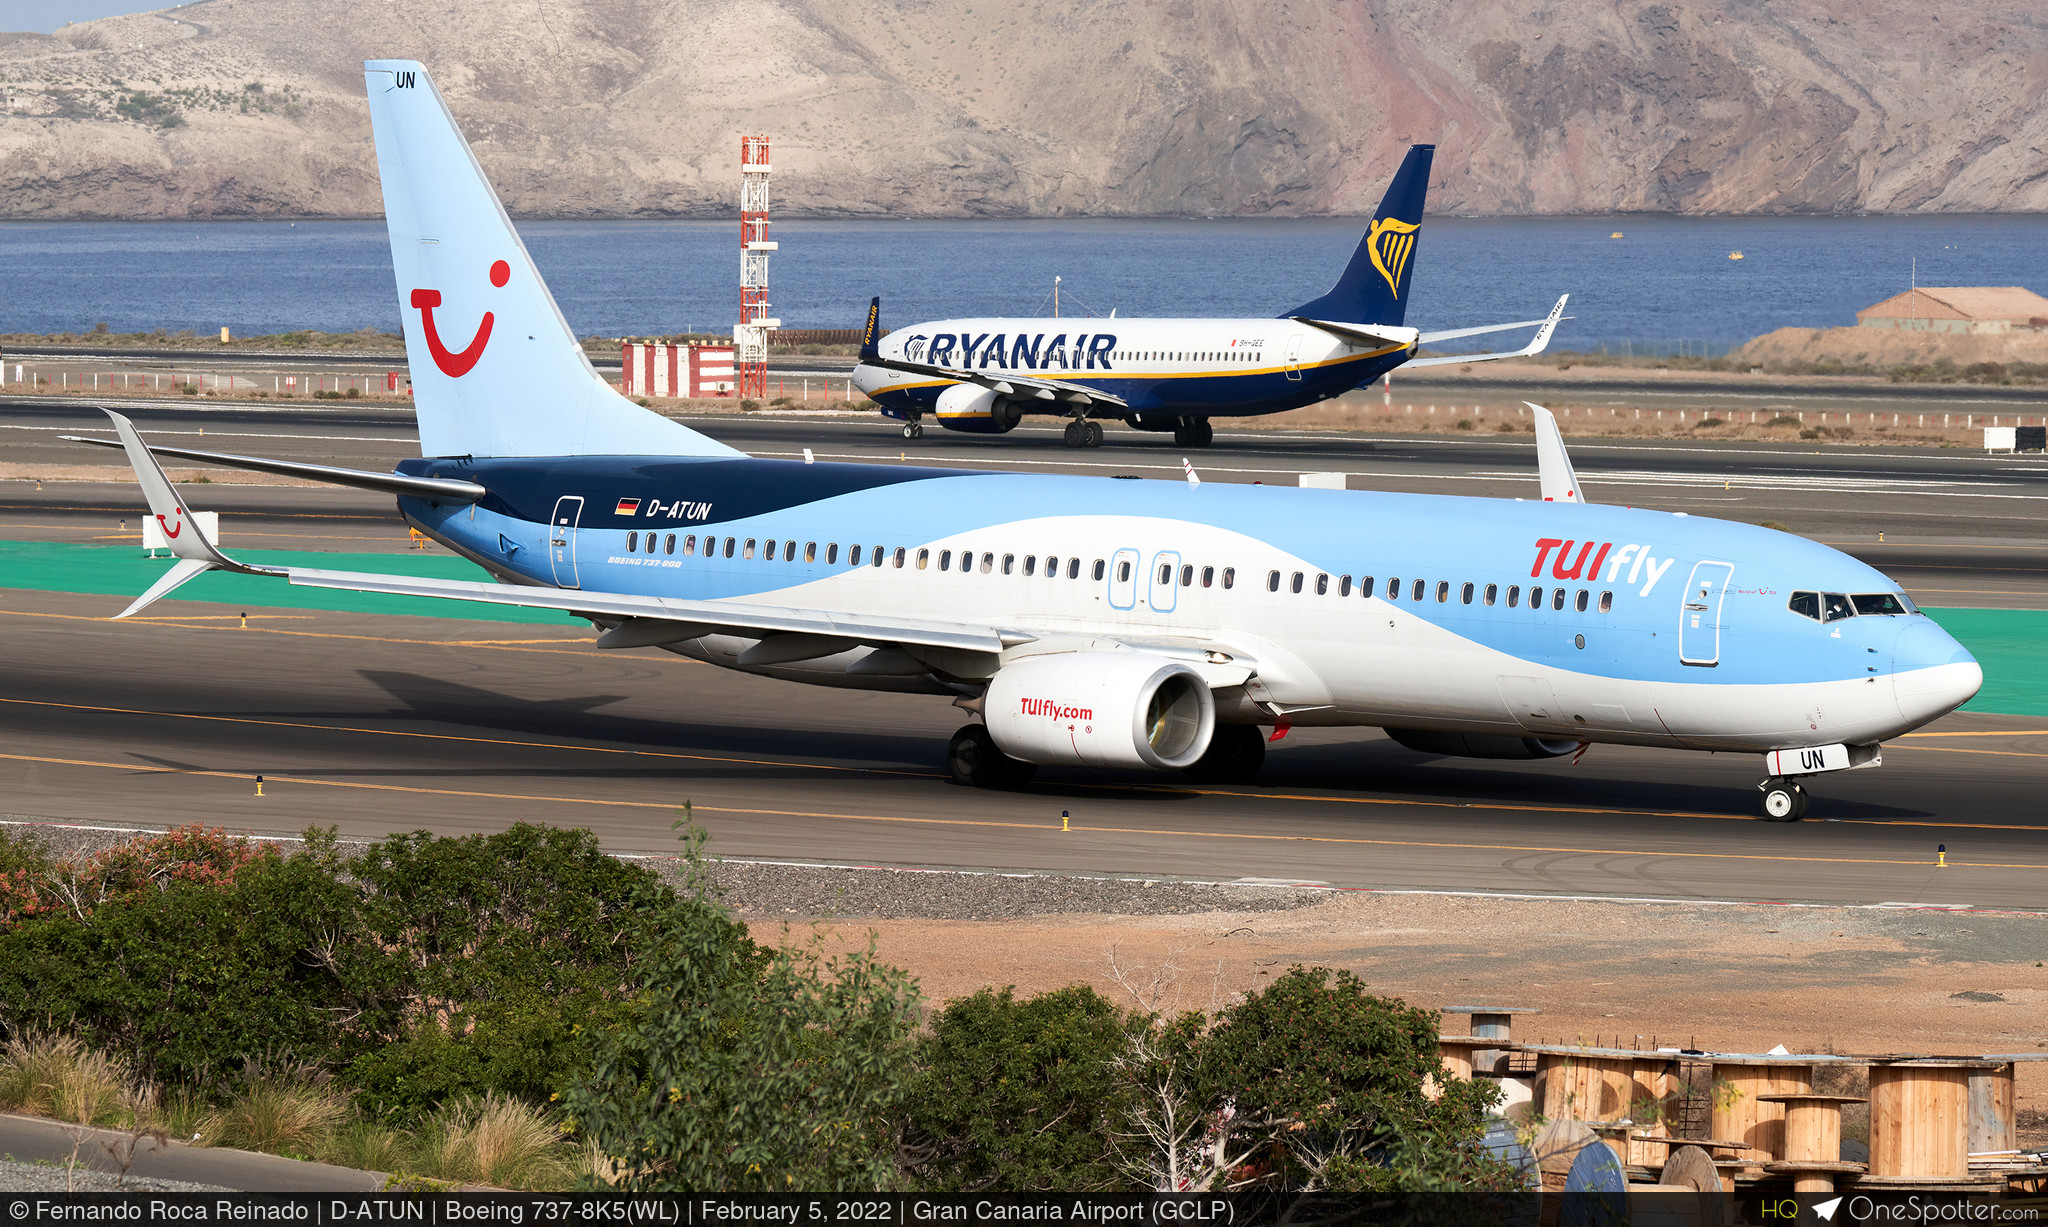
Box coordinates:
[565,841,918,1191]
[902,985,1141,1191]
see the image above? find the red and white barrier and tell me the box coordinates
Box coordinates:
[621,343,735,398]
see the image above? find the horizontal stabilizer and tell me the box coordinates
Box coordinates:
[1405,294,1570,368]
[1289,318,1419,352]
[63,435,487,501]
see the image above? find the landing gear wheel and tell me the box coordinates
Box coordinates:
[1183,724,1267,784]
[1187,417,1213,448]
[1063,421,1085,448]
[902,422,923,439]
[1083,420,1104,448]
[947,723,1037,789]
[1759,777,1808,821]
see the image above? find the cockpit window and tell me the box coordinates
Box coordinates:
[1822,593,1854,622]
[1789,592,1819,621]
[1852,593,1909,616]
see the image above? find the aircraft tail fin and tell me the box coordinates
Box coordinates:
[858,297,883,364]
[363,60,741,460]
[1286,143,1433,327]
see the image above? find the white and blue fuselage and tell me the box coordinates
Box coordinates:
[395,454,1979,755]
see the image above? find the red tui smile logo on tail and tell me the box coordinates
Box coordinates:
[412,259,509,378]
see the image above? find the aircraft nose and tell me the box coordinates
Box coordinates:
[1893,618,1981,726]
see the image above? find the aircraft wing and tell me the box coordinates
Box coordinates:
[1403,294,1570,367]
[859,352,1130,411]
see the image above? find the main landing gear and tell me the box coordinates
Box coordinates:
[1758,776,1809,821]
[947,724,1037,789]
[1172,417,1214,448]
[1062,419,1105,449]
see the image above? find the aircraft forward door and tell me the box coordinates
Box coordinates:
[549,495,584,589]
[1284,333,1304,381]
[1678,561,1734,666]
[1108,547,1139,610]
[1147,550,1181,613]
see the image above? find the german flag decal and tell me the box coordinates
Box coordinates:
[614,497,642,516]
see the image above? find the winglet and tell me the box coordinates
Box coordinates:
[1526,403,1586,503]
[101,408,272,618]
[858,297,883,364]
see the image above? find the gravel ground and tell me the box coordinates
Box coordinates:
[686,858,1328,920]
[0,1157,225,1191]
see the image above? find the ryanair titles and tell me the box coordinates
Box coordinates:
[903,332,1119,371]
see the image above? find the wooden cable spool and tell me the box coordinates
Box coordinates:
[1658,1145,1729,1227]
[1536,1117,1599,1192]
[1868,1061,1990,1180]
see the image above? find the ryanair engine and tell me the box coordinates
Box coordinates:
[934,384,1024,434]
[983,653,1215,769]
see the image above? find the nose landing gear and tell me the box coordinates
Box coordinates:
[1759,776,1809,821]
[900,415,924,439]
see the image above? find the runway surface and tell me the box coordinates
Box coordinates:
[1,588,2042,909]
[2,396,2044,909]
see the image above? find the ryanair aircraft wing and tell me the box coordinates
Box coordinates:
[856,298,1129,411]
[1404,294,1570,368]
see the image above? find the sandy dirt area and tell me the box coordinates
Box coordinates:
[743,883,2048,1145]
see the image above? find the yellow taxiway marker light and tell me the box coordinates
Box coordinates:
[1938,843,1947,868]
[1062,810,1070,833]
[255,774,264,797]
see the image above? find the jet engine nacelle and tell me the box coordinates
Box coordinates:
[934,383,1023,434]
[985,652,1215,770]
[1383,728,1580,759]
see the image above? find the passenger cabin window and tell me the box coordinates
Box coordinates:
[1507,585,1520,608]
[1461,582,1474,604]
[785,541,797,562]
[1853,593,1910,616]
[850,545,864,566]
[1436,581,1449,603]
[805,542,817,562]
[764,539,776,558]
[1024,555,1037,577]
[1003,554,1015,575]
[1118,560,1133,583]
[1359,576,1374,598]
[665,534,676,554]
[1528,586,1542,609]
[1160,562,1173,585]
[1338,575,1352,597]
[1823,593,1854,622]
[647,533,658,554]
[1790,592,1819,620]
[1092,559,1106,581]
[917,548,930,570]
[1552,588,1566,611]
[1315,573,1328,595]
[982,552,995,574]
[1044,555,1057,577]
[1202,566,1215,588]
[1599,591,1613,612]
[826,544,838,564]
[1483,583,1496,606]
[894,547,907,568]
[1387,576,1400,599]
[684,535,697,556]
[627,531,638,552]
[744,539,756,559]
[1575,589,1589,612]
[1411,579,1425,601]
[1267,570,1281,593]
[875,547,889,568]
[1222,567,1235,590]
[1291,572,1304,594]
[1181,564,1194,587]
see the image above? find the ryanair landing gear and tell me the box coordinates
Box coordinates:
[1171,417,1214,448]
[1759,776,1809,821]
[901,416,924,440]
[1183,724,1266,783]
[948,723,1037,789]
[1063,419,1105,449]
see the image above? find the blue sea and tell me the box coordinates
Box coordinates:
[1,214,2042,355]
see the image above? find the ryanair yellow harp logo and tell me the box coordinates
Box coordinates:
[1367,217,1420,296]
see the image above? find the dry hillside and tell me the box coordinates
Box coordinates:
[2,0,2045,219]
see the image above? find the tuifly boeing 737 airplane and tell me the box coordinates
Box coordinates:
[79,61,1980,821]
[852,143,1569,448]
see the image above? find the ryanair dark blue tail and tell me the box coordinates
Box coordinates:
[858,297,883,363]
[1286,143,1434,326]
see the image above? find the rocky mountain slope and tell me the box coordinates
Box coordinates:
[2,0,2044,219]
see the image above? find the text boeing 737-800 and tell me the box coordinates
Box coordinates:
[851,144,1568,448]
[78,61,1979,822]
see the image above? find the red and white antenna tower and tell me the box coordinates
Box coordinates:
[735,135,775,400]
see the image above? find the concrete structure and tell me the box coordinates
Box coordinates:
[1856,287,2048,335]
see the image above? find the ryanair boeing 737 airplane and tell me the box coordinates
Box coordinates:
[80,62,1981,821]
[852,144,1568,448]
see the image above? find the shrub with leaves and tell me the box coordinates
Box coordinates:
[901,984,1142,1191]
[565,832,919,1192]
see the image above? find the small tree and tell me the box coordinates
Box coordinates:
[900,985,1142,1191]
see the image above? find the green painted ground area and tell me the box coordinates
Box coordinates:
[0,540,2041,715]
[0,539,574,626]
[1923,607,2048,719]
